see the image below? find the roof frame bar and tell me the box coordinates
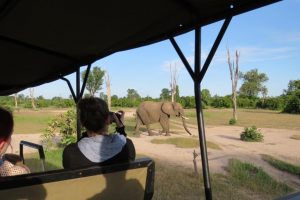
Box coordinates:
[169,17,231,200]
[60,64,92,139]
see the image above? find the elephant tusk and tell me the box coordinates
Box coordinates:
[181,116,189,120]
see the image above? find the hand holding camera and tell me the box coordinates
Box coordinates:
[110,110,125,128]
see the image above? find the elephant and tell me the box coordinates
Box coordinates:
[135,101,192,136]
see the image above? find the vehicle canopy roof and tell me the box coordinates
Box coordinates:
[0,0,280,95]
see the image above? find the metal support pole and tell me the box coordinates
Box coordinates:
[76,68,81,140]
[170,37,195,81]
[170,18,232,200]
[194,27,212,200]
[80,64,91,98]
[61,77,77,102]
[199,17,232,83]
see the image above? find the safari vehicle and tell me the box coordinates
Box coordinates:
[0,0,299,199]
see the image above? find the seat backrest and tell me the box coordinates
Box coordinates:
[0,158,155,200]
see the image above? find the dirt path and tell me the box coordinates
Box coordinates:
[10,125,300,189]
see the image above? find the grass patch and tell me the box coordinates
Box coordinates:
[154,158,292,200]
[261,154,300,176]
[151,137,221,150]
[184,108,300,130]
[225,159,293,199]
[290,134,300,140]
[13,109,61,134]
[24,148,63,173]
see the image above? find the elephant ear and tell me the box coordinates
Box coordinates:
[161,102,176,116]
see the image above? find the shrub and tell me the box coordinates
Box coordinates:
[229,118,237,125]
[240,126,264,142]
[42,108,79,148]
[211,96,232,108]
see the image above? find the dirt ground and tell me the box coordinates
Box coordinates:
[10,122,300,190]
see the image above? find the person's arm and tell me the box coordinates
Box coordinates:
[112,110,127,136]
[116,126,127,137]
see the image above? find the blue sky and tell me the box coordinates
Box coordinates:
[22,0,300,99]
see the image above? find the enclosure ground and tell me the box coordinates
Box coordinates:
[12,123,300,191]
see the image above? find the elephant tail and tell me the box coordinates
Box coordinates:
[136,111,146,125]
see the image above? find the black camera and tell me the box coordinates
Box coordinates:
[109,111,123,124]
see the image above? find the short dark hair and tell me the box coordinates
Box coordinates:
[0,107,14,140]
[77,97,109,132]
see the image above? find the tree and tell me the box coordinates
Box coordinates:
[239,68,269,98]
[104,71,111,110]
[282,80,300,114]
[201,89,211,108]
[160,88,170,100]
[261,86,268,105]
[227,49,240,120]
[169,63,178,102]
[14,93,18,109]
[127,89,140,100]
[81,66,105,97]
[29,88,36,110]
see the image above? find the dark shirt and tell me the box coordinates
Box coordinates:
[63,127,135,169]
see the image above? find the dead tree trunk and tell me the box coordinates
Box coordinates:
[29,88,36,110]
[193,150,199,176]
[170,63,178,103]
[227,49,240,121]
[14,93,18,109]
[105,71,111,110]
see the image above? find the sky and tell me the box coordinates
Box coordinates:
[21,0,300,99]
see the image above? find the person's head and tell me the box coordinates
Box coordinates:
[78,97,109,133]
[0,107,14,155]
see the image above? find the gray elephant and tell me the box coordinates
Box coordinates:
[135,101,192,136]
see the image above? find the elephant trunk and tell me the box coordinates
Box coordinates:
[181,116,192,135]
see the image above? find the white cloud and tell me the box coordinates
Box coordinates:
[162,56,194,72]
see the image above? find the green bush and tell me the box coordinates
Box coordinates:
[229,118,237,125]
[42,108,79,148]
[240,126,264,142]
[211,96,232,108]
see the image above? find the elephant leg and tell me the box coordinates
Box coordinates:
[159,116,170,136]
[146,124,158,136]
[135,116,142,135]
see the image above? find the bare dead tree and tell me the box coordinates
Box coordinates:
[105,71,111,110]
[29,88,36,110]
[193,150,199,177]
[14,93,18,109]
[227,48,240,121]
[170,63,178,103]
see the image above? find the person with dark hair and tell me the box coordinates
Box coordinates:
[0,107,30,176]
[62,97,135,169]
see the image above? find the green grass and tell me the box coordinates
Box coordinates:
[24,148,63,173]
[150,137,221,150]
[184,108,300,130]
[154,158,293,200]
[12,107,300,135]
[261,154,300,176]
[224,159,293,200]
[13,109,61,134]
[290,134,300,140]
[25,149,293,200]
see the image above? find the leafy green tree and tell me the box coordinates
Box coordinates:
[283,80,300,114]
[239,69,268,98]
[81,66,105,97]
[160,88,170,101]
[99,92,107,101]
[201,89,211,107]
[127,89,141,101]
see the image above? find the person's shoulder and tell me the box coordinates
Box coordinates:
[63,143,79,154]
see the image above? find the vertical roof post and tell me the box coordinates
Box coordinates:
[194,26,212,200]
